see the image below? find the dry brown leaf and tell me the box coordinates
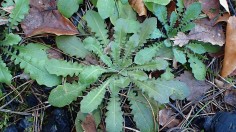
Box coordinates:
[81,114,97,132]
[129,0,147,16]
[215,13,230,24]
[170,32,190,47]
[159,108,180,128]
[221,16,236,77]
[199,0,220,19]
[219,0,230,13]
[175,71,211,101]
[46,49,63,59]
[21,0,78,37]
[188,18,225,46]
[224,89,236,106]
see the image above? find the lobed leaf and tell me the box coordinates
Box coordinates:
[84,10,109,46]
[138,17,157,46]
[0,33,21,46]
[129,92,154,132]
[46,59,83,77]
[0,59,12,85]
[188,54,206,80]
[3,44,61,87]
[134,80,171,103]
[56,36,89,58]
[49,83,86,107]
[105,95,123,132]
[79,65,107,85]
[129,59,169,71]
[80,79,111,113]
[9,0,29,28]
[186,43,206,54]
[173,48,187,64]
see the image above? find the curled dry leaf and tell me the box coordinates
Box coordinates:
[175,71,211,101]
[219,0,230,13]
[21,0,78,37]
[159,108,180,128]
[170,32,190,47]
[129,0,147,16]
[188,18,225,46]
[81,114,97,132]
[221,16,236,77]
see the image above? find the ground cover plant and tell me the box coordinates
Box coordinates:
[0,0,235,131]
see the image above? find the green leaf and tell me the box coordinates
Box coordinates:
[115,18,141,34]
[201,43,221,53]
[105,95,123,132]
[129,92,154,132]
[161,68,174,81]
[150,28,164,39]
[0,60,12,85]
[186,43,206,54]
[97,0,115,19]
[9,0,29,28]
[1,0,14,7]
[100,55,113,67]
[3,44,61,87]
[110,1,136,24]
[79,65,107,84]
[155,80,190,100]
[176,0,184,13]
[110,41,121,65]
[83,37,103,56]
[169,12,178,29]
[120,0,128,4]
[138,17,157,46]
[143,0,171,5]
[173,48,187,64]
[181,22,195,32]
[46,59,83,77]
[84,10,109,46]
[134,80,171,103]
[128,71,148,81]
[188,54,206,80]
[154,5,167,25]
[49,83,86,107]
[182,2,201,23]
[129,59,168,71]
[81,79,111,113]
[0,33,21,46]
[57,0,80,18]
[134,46,157,65]
[56,36,89,58]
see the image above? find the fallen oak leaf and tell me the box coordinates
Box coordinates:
[219,0,230,13]
[188,18,225,46]
[129,0,147,16]
[175,71,211,101]
[21,0,78,37]
[159,108,180,128]
[221,16,236,77]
